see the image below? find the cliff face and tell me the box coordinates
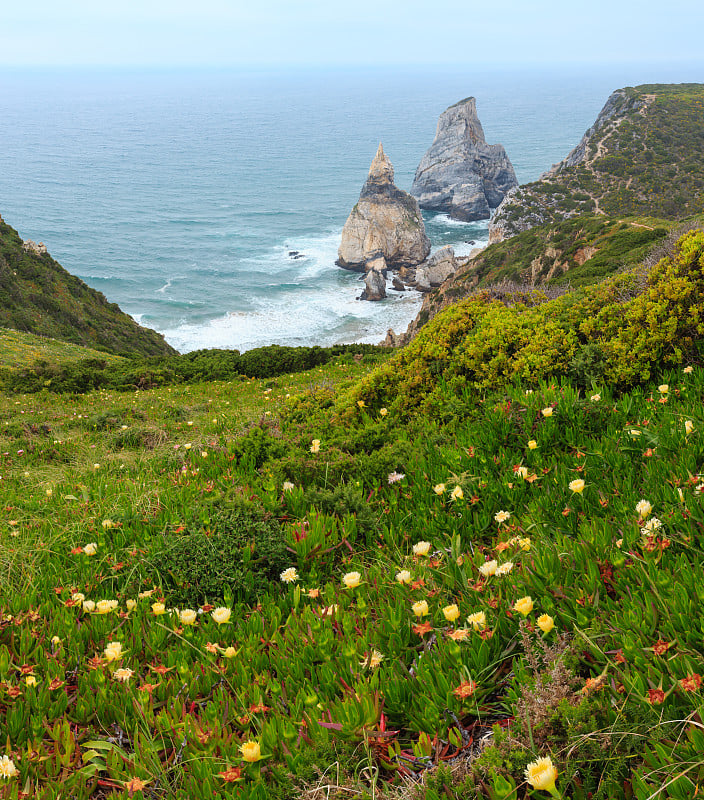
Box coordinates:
[411,97,517,222]
[337,144,431,272]
[489,84,704,242]
[0,213,176,357]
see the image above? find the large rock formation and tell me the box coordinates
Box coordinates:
[411,97,518,222]
[337,144,430,273]
[415,246,458,292]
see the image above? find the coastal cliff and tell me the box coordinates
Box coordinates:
[337,144,431,277]
[411,97,517,221]
[489,83,704,242]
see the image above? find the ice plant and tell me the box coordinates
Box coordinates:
[0,755,18,779]
[528,440,538,449]
[151,602,166,616]
[211,607,232,624]
[495,561,514,576]
[467,611,486,630]
[395,570,411,584]
[360,650,384,669]
[537,613,555,633]
[658,384,669,394]
[412,541,431,556]
[479,559,498,577]
[452,680,476,699]
[309,439,321,453]
[280,567,299,584]
[636,499,653,519]
[685,419,695,435]
[342,571,361,588]
[113,668,134,683]
[83,542,98,556]
[524,756,560,796]
[494,510,511,524]
[433,483,446,494]
[442,604,460,622]
[104,641,124,662]
[180,609,197,625]
[388,471,405,484]
[450,485,464,501]
[240,741,262,762]
[541,407,554,417]
[412,600,429,617]
[282,481,295,491]
[513,596,534,616]
[96,599,118,614]
[569,478,585,494]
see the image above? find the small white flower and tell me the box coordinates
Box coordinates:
[280,567,299,584]
[387,471,405,484]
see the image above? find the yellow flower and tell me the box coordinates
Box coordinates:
[280,567,299,584]
[380,408,388,416]
[82,600,96,612]
[519,537,531,551]
[495,561,514,576]
[0,754,18,778]
[524,756,558,792]
[240,741,262,762]
[636,499,653,519]
[685,420,695,435]
[310,439,321,453]
[658,384,669,394]
[467,611,486,630]
[96,599,118,615]
[450,486,464,501]
[360,650,384,669]
[126,599,137,612]
[72,592,85,603]
[537,614,555,634]
[151,602,166,616]
[357,400,365,408]
[412,600,429,617]
[684,366,694,374]
[104,641,124,662]
[590,393,601,402]
[101,519,115,529]
[479,560,497,577]
[113,668,134,683]
[396,569,411,584]
[180,609,197,625]
[222,646,238,658]
[211,607,232,625]
[412,541,431,556]
[443,604,460,622]
[83,542,98,556]
[569,479,585,494]
[516,466,528,479]
[528,440,538,450]
[433,483,446,495]
[494,510,511,524]
[342,571,361,588]
[513,596,534,616]
[541,407,554,417]
[25,675,37,687]
[51,635,62,646]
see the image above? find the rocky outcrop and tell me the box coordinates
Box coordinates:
[415,246,458,292]
[337,144,430,274]
[361,261,387,301]
[411,98,517,222]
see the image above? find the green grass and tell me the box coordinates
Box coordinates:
[0,327,126,369]
[1,234,704,799]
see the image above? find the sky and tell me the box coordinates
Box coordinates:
[1,0,703,68]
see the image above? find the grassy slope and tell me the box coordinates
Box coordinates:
[1,234,704,798]
[0,216,175,357]
[0,327,126,369]
[492,83,704,238]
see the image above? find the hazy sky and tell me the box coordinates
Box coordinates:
[2,0,703,68]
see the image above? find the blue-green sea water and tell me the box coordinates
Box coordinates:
[0,63,701,351]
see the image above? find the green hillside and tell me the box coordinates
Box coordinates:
[491,84,704,240]
[0,214,175,357]
[0,327,126,370]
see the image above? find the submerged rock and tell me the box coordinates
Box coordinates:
[411,97,517,222]
[337,144,431,275]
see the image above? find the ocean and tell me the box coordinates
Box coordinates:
[1,63,701,352]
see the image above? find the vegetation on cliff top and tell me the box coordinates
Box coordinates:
[492,83,704,238]
[1,230,704,799]
[0,216,175,358]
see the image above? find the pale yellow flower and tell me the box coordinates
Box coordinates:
[684,366,694,374]
[519,537,531,551]
[537,614,555,634]
[360,650,384,669]
[525,756,558,792]
[342,571,361,588]
[479,560,498,577]
[51,635,62,646]
[685,420,695,435]
[82,600,96,612]
[494,510,511,524]
[104,641,124,662]
[658,384,669,394]
[96,599,118,615]
[0,755,18,779]
[151,602,166,616]
[222,646,238,658]
[138,589,155,599]
[590,393,601,402]
[240,741,262,762]
[71,592,85,603]
[396,570,411,584]
[413,541,431,556]
[450,486,464,501]
[412,600,429,617]
[528,440,538,450]
[569,479,585,494]
[443,604,460,622]
[113,668,133,683]
[541,407,554,417]
[467,611,486,630]
[211,607,232,625]
[513,596,534,616]
[282,481,295,492]
[636,499,653,519]
[83,542,98,556]
[516,466,528,479]
[280,567,299,584]
[101,519,115,529]
[310,439,321,453]
[25,676,37,687]
[380,408,388,417]
[126,599,137,612]
[495,561,514,576]
[180,609,197,626]
[433,483,446,495]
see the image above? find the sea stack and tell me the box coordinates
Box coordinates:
[411,97,518,222]
[337,144,431,282]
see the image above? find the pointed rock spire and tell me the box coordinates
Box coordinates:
[368,143,394,183]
